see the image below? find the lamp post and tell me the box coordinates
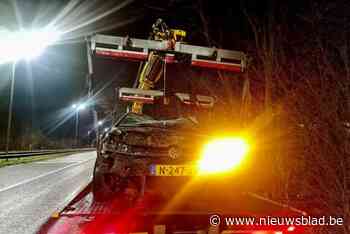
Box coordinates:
[75,110,79,147]
[0,28,61,154]
[72,103,86,147]
[97,120,103,134]
[5,62,16,154]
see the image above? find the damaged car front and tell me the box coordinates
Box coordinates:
[93,112,205,201]
[93,107,251,202]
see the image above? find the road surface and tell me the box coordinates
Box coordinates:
[0,151,96,234]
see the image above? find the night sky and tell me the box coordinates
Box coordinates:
[2,2,350,227]
[0,0,309,146]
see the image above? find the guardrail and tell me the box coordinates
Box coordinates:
[0,148,95,159]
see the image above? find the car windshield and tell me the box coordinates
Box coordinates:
[117,112,198,127]
[118,113,155,126]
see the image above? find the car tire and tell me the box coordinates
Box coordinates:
[92,169,115,202]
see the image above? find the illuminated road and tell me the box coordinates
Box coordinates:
[0,151,96,234]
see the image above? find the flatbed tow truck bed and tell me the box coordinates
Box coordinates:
[38,183,306,234]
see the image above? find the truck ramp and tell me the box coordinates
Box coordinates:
[38,183,305,234]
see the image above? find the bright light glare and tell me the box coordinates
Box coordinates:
[98,121,103,126]
[0,28,61,64]
[77,103,86,111]
[198,137,249,174]
[72,104,77,109]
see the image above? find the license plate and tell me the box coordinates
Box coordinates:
[150,164,196,176]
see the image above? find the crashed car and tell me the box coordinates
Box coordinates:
[93,112,199,201]
[93,111,250,201]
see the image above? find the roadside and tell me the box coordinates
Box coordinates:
[0,152,83,168]
[0,151,96,234]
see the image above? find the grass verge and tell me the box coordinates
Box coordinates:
[0,152,78,168]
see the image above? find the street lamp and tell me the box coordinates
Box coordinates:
[0,28,61,64]
[72,103,87,147]
[1,28,61,154]
[77,103,86,111]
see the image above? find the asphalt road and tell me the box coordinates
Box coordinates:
[0,151,96,234]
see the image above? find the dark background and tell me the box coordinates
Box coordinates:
[1,2,350,231]
[0,0,309,149]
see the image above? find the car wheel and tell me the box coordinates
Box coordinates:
[92,169,115,202]
[123,176,143,202]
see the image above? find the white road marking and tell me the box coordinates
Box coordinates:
[0,158,94,193]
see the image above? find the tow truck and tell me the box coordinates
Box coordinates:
[38,20,306,234]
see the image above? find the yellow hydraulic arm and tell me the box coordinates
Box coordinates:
[131,51,164,114]
[131,19,186,114]
[91,19,246,114]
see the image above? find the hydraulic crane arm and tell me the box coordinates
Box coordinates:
[132,19,190,113]
[132,51,164,113]
[91,34,246,72]
[90,19,247,114]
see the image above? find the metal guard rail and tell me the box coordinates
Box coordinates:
[0,148,95,159]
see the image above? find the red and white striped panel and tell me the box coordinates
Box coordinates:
[95,48,243,72]
[191,59,242,73]
[95,48,148,61]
